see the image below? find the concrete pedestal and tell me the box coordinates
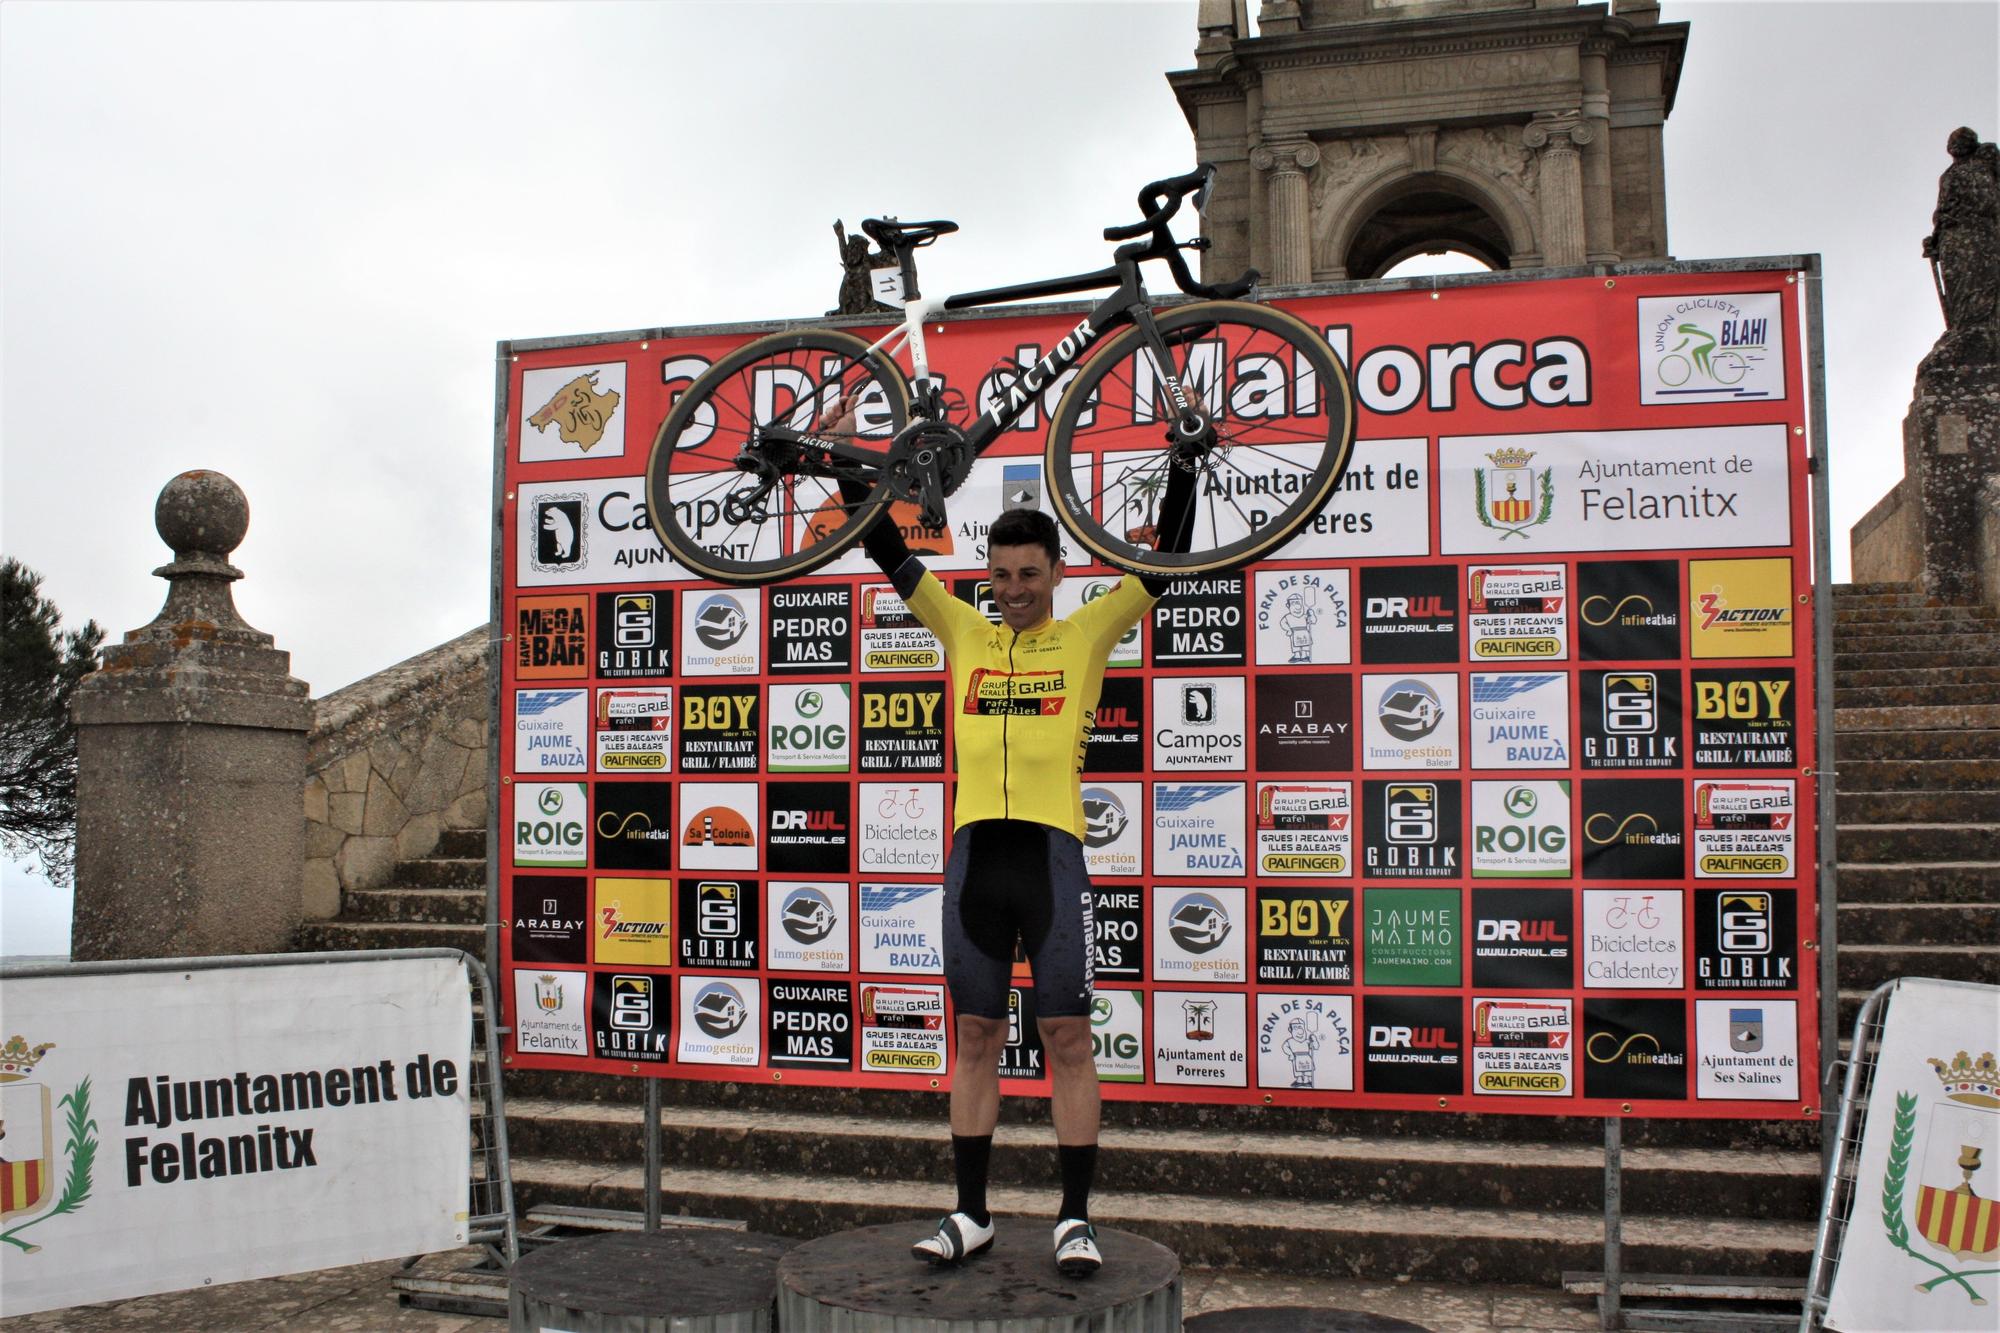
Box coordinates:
[507,1230,792,1333]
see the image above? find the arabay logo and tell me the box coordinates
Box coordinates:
[1167,893,1232,954]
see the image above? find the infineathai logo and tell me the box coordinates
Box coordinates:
[1639,293,1786,404]
[531,494,588,573]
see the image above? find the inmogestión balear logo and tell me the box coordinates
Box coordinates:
[1167,892,1233,954]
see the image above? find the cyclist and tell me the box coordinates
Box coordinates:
[827,398,1197,1278]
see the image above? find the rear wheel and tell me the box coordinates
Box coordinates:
[1044,301,1354,577]
[645,328,911,584]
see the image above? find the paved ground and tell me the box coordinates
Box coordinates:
[0,1246,1601,1331]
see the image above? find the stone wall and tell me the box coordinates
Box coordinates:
[1980,475,2000,607]
[1850,481,1923,586]
[302,626,490,918]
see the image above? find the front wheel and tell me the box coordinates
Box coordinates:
[1044,301,1355,578]
[645,328,911,585]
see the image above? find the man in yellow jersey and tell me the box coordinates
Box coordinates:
[831,408,1196,1279]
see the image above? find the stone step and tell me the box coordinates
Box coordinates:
[1832,581,1920,599]
[437,825,489,859]
[1835,665,2000,689]
[1837,901,2000,946]
[1835,729,2000,760]
[505,1154,1815,1284]
[295,919,484,955]
[1833,630,2000,654]
[390,855,485,888]
[1834,604,2000,626]
[1834,861,2000,903]
[500,1098,1820,1221]
[1836,943,2000,990]
[1835,704,2000,732]
[342,887,484,925]
[1834,646,2000,671]
[1834,682,2000,710]
[1835,789,2000,823]
[1837,823,2000,862]
[1834,758,2000,792]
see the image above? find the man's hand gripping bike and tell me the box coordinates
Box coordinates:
[644,166,1357,585]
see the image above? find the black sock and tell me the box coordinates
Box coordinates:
[953,1134,992,1226]
[1057,1143,1097,1223]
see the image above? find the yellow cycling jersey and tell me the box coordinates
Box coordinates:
[903,570,1156,841]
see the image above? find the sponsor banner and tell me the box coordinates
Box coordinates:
[514,688,588,774]
[677,976,761,1066]
[1637,293,1786,405]
[766,584,853,674]
[1253,674,1354,772]
[592,973,671,1063]
[1472,997,1573,1097]
[515,594,590,679]
[1361,780,1462,880]
[857,782,945,874]
[1693,779,1796,879]
[767,882,850,973]
[511,875,588,965]
[767,979,854,1071]
[592,781,673,872]
[1150,575,1246,667]
[1582,998,1688,1101]
[1152,885,1247,984]
[1362,993,1463,1095]
[1360,565,1460,664]
[1089,989,1146,1082]
[1151,677,1247,771]
[951,576,1001,625]
[594,877,674,967]
[765,780,851,876]
[1467,564,1567,661]
[1253,569,1350,665]
[1577,560,1680,661]
[1581,669,1682,770]
[1470,779,1571,879]
[857,583,944,672]
[1080,783,1144,877]
[858,982,946,1074]
[1083,676,1146,773]
[1091,886,1144,982]
[1580,778,1685,881]
[1255,780,1352,877]
[1257,993,1356,1091]
[859,883,944,975]
[516,966,589,1056]
[676,878,759,971]
[1152,990,1249,1088]
[678,684,760,773]
[1268,437,1432,560]
[1057,576,1144,669]
[1690,558,1795,659]
[767,684,850,773]
[1360,672,1460,770]
[1255,886,1355,985]
[595,687,674,773]
[1438,426,1791,555]
[1691,668,1797,768]
[680,590,762,677]
[999,988,1046,1081]
[520,360,626,461]
[513,782,585,868]
[517,477,689,587]
[1582,889,1684,990]
[857,682,946,772]
[595,590,674,679]
[1467,671,1570,769]
[1363,887,1462,987]
[1470,888,1574,990]
[1152,781,1247,878]
[678,782,760,872]
[1694,889,1798,991]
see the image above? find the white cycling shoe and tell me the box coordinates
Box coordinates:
[1052,1218,1101,1277]
[911,1211,995,1264]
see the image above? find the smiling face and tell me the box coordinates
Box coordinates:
[988,542,1063,632]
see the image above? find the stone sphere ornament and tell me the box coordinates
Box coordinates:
[154,468,250,560]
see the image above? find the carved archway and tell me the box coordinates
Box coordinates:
[1315,162,1539,281]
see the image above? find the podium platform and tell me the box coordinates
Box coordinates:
[507,1228,792,1332]
[776,1221,1181,1331]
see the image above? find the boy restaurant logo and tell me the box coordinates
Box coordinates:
[0,1037,93,1256]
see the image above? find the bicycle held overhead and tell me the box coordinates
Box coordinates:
[643,165,1357,586]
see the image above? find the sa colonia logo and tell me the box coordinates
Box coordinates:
[0,1036,95,1255]
[1474,447,1553,540]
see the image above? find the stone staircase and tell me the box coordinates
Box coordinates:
[292,582,1997,1286]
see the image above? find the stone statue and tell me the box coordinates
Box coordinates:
[1922,126,1999,363]
[830,221,895,316]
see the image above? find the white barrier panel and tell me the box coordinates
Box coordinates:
[0,956,471,1316]
[1823,978,2000,1329]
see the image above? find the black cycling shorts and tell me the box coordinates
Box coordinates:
[941,818,1095,1020]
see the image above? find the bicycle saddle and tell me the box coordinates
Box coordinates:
[861,217,959,251]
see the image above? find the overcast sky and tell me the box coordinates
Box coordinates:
[3,0,1993,955]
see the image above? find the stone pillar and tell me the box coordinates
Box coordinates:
[1524,111,1593,268]
[1903,364,2000,603]
[71,471,312,960]
[1580,46,1619,263]
[1251,140,1320,285]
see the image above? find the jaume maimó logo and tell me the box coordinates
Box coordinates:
[0,1036,95,1255]
[1473,448,1553,540]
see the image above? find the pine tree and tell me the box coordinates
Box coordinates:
[0,559,104,885]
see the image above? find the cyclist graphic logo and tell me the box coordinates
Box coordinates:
[1471,447,1554,541]
[1637,293,1786,404]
